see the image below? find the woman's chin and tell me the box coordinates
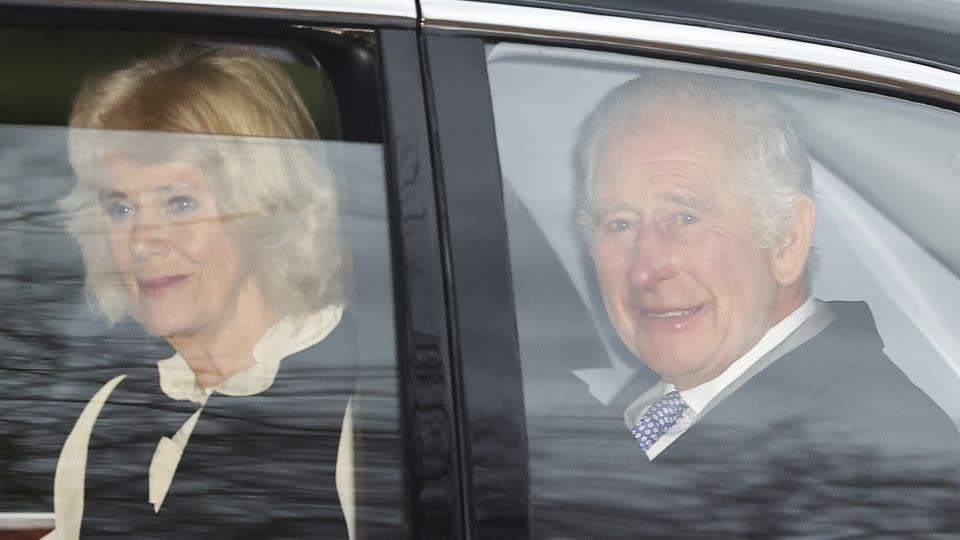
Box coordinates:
[135,317,191,340]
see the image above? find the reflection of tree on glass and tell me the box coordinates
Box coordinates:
[47,47,355,539]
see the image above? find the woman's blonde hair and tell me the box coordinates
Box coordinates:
[63,46,343,323]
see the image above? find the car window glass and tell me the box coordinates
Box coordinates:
[487,41,960,537]
[0,29,402,538]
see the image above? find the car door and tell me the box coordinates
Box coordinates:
[420,0,960,537]
[0,1,465,538]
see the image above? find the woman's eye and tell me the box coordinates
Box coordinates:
[168,195,198,213]
[105,200,134,220]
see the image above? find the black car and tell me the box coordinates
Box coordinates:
[2,0,960,538]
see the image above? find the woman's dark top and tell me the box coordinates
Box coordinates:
[78,314,356,539]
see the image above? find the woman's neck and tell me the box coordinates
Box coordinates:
[167,285,280,389]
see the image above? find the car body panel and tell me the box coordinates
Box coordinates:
[130,0,416,19]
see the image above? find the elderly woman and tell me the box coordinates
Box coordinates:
[47,47,355,539]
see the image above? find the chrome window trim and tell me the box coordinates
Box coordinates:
[0,512,55,530]
[129,0,416,19]
[421,0,960,104]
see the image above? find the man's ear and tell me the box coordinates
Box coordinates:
[772,195,815,287]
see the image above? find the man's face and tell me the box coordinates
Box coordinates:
[591,109,784,390]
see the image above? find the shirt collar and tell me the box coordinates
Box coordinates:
[625,296,817,424]
[157,305,343,403]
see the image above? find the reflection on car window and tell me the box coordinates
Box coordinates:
[488,42,960,537]
[0,35,401,539]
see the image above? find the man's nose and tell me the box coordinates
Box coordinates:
[129,217,171,259]
[628,223,677,289]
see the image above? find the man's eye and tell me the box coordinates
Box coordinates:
[675,213,699,225]
[168,195,198,213]
[105,201,134,220]
[605,218,633,232]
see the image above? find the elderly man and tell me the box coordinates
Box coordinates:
[531,72,960,537]
[578,71,958,456]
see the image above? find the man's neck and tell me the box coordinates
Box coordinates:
[671,296,816,397]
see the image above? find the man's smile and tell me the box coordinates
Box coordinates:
[645,305,702,318]
[634,303,708,330]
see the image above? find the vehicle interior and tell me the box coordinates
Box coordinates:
[487,43,960,426]
[0,27,402,534]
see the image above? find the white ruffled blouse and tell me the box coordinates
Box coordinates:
[44,305,355,540]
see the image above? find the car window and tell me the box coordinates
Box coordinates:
[0,27,402,538]
[486,41,960,537]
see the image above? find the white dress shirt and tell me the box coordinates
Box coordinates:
[625,297,818,460]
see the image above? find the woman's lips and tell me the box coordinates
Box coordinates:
[138,275,189,297]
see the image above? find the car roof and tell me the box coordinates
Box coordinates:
[464,0,960,73]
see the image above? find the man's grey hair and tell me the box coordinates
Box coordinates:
[577,71,816,283]
[577,71,816,282]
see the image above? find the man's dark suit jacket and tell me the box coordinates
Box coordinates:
[528,301,960,538]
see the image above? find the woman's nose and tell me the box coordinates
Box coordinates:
[628,224,677,289]
[129,218,171,259]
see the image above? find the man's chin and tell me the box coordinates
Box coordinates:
[639,347,713,384]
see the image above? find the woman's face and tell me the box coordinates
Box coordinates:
[99,156,260,339]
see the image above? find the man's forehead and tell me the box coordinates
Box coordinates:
[590,189,713,217]
[592,170,715,209]
[620,100,737,142]
[598,122,738,175]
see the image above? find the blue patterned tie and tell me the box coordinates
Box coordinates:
[632,391,689,450]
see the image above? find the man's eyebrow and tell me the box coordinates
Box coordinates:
[588,202,639,217]
[658,192,707,209]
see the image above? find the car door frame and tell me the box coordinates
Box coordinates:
[0,2,467,539]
